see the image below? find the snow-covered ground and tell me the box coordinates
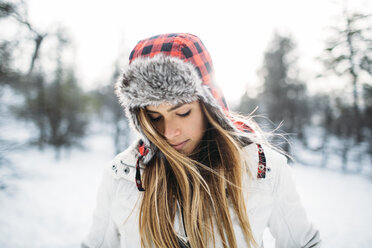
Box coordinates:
[0,133,114,248]
[1,133,372,248]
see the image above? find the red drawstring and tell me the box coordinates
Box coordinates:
[136,141,149,191]
[234,120,267,179]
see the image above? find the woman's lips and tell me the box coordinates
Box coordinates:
[170,140,189,151]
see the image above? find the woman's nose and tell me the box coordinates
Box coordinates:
[163,120,181,140]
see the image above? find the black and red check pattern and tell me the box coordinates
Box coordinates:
[129,33,228,111]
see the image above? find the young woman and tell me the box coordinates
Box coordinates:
[82,33,321,248]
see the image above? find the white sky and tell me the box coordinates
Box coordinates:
[26,0,371,106]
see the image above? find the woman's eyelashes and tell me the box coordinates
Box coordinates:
[149,110,191,122]
[177,110,191,117]
[150,115,162,122]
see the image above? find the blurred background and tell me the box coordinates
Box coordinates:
[0,0,371,247]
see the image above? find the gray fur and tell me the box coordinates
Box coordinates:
[116,54,202,109]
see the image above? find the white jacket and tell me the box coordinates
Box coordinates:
[82,142,321,248]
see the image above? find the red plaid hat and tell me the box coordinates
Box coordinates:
[129,34,214,88]
[115,33,253,164]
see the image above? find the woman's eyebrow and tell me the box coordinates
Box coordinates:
[167,103,185,112]
[146,103,185,114]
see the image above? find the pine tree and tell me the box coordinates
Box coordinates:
[320,11,372,142]
[259,32,309,152]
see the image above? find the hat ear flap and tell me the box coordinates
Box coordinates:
[129,108,158,165]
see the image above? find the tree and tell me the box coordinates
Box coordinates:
[89,64,132,154]
[306,93,334,168]
[1,0,53,101]
[13,30,89,159]
[236,91,259,116]
[0,0,17,19]
[333,98,355,171]
[0,1,24,87]
[258,32,309,152]
[363,84,372,166]
[0,0,24,166]
[320,10,372,142]
[1,1,89,161]
[0,40,17,85]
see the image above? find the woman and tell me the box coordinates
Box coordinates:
[82,33,321,248]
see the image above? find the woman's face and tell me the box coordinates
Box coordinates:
[145,101,207,155]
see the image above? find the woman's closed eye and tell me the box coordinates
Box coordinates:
[177,110,191,117]
[149,110,191,122]
[149,115,162,122]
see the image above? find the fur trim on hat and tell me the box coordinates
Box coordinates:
[116,54,203,108]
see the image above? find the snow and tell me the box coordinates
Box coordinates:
[0,133,114,248]
[1,133,372,247]
[292,164,372,248]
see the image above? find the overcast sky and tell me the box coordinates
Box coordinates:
[26,0,371,106]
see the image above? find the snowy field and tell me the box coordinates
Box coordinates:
[1,133,372,248]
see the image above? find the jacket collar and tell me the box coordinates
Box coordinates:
[110,141,272,184]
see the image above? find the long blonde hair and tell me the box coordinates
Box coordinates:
[136,103,259,248]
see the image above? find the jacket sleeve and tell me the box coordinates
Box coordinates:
[267,155,321,248]
[81,163,120,248]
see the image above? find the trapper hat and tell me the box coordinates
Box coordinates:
[115,33,253,164]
